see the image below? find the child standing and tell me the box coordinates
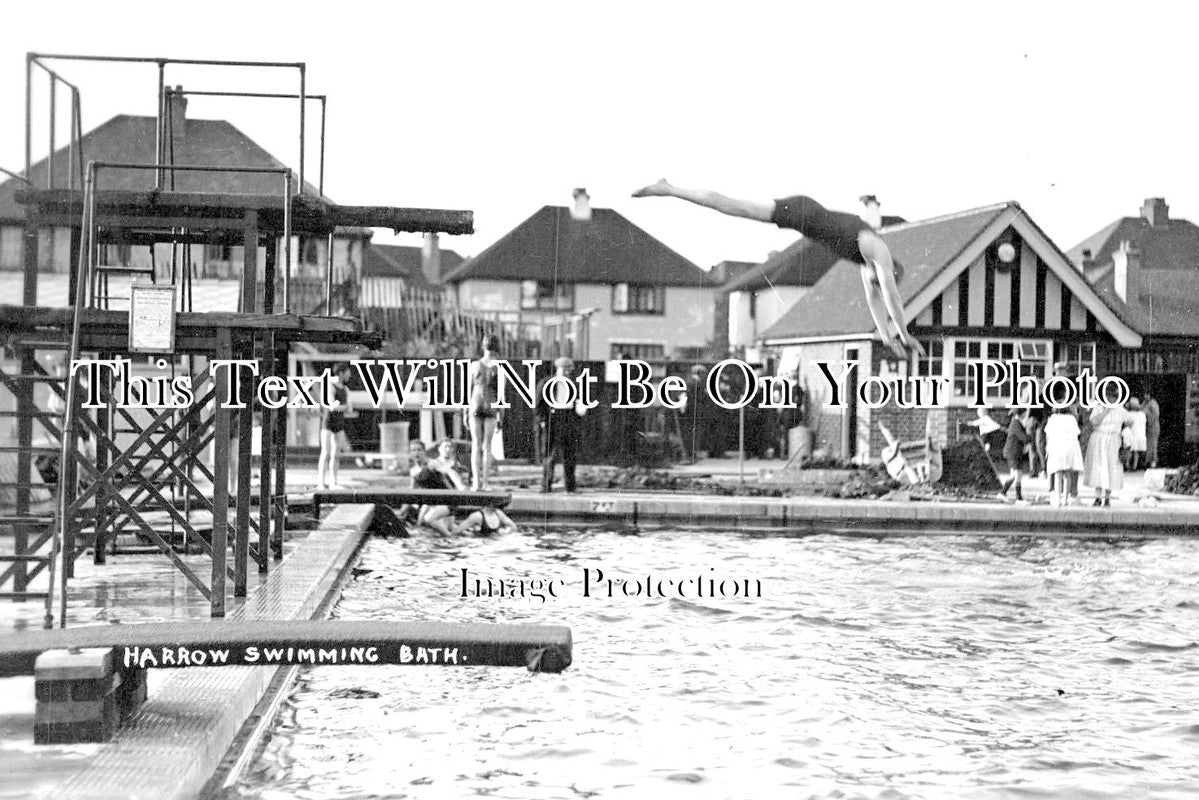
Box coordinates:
[1044,407,1084,507]
[998,409,1032,503]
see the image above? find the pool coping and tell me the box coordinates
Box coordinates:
[44,504,376,800]
[506,492,1199,537]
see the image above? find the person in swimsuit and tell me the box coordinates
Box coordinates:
[453,506,516,536]
[466,334,502,491]
[317,364,352,490]
[632,180,923,358]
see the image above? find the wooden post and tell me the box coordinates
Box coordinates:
[263,238,276,315]
[257,332,274,573]
[92,356,112,566]
[211,329,232,617]
[13,347,33,596]
[233,335,253,597]
[241,210,258,314]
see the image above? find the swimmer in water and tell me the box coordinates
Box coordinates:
[632,179,923,358]
[453,506,516,536]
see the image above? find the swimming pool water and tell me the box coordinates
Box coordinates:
[222,528,1199,799]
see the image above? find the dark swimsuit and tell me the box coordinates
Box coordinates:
[470,361,498,419]
[323,384,348,433]
[771,195,872,264]
[476,509,501,536]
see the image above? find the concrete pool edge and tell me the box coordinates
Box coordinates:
[46,504,376,800]
[505,492,1199,537]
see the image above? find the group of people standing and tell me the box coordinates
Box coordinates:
[990,387,1161,507]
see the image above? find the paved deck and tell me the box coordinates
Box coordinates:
[0,504,375,800]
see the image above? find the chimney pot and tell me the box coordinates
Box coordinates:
[422,233,442,285]
[1140,197,1169,227]
[571,187,592,221]
[859,194,882,229]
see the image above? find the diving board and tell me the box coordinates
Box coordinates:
[0,618,572,676]
[5,619,572,743]
[312,488,511,516]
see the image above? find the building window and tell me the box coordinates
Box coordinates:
[913,336,1052,402]
[0,226,23,270]
[103,242,131,266]
[1054,342,1097,376]
[205,244,233,262]
[912,337,945,380]
[300,236,322,267]
[611,343,665,361]
[521,280,573,311]
[612,283,665,314]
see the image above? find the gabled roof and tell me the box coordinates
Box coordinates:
[1069,211,1199,337]
[761,201,1142,347]
[0,114,342,222]
[441,205,718,287]
[1067,214,1199,274]
[760,203,1011,339]
[362,243,463,288]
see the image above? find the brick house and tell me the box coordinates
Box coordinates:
[442,189,721,362]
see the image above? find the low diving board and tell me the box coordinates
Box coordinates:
[312,488,512,515]
[0,618,572,676]
[5,619,571,744]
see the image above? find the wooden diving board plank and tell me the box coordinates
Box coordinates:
[313,488,511,514]
[0,619,572,675]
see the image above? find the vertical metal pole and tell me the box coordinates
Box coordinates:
[318,97,326,197]
[155,62,165,190]
[298,65,306,195]
[282,173,292,313]
[68,89,76,190]
[24,54,33,180]
[47,78,56,189]
[325,232,334,314]
[73,91,84,193]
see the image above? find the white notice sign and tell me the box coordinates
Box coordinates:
[129,283,177,353]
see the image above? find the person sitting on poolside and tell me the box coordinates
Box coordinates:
[453,506,516,536]
[417,439,467,534]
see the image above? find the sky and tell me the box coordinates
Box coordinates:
[1,1,1196,270]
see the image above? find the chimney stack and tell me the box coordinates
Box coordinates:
[422,233,441,284]
[1141,197,1169,227]
[167,85,187,138]
[571,187,592,221]
[1113,239,1140,303]
[1080,248,1094,271]
[859,194,882,229]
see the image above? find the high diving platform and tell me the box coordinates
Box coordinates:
[0,52,474,626]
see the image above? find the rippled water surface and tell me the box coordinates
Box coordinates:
[224,528,1199,799]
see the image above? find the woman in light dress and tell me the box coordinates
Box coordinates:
[1044,407,1084,507]
[1083,402,1126,506]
